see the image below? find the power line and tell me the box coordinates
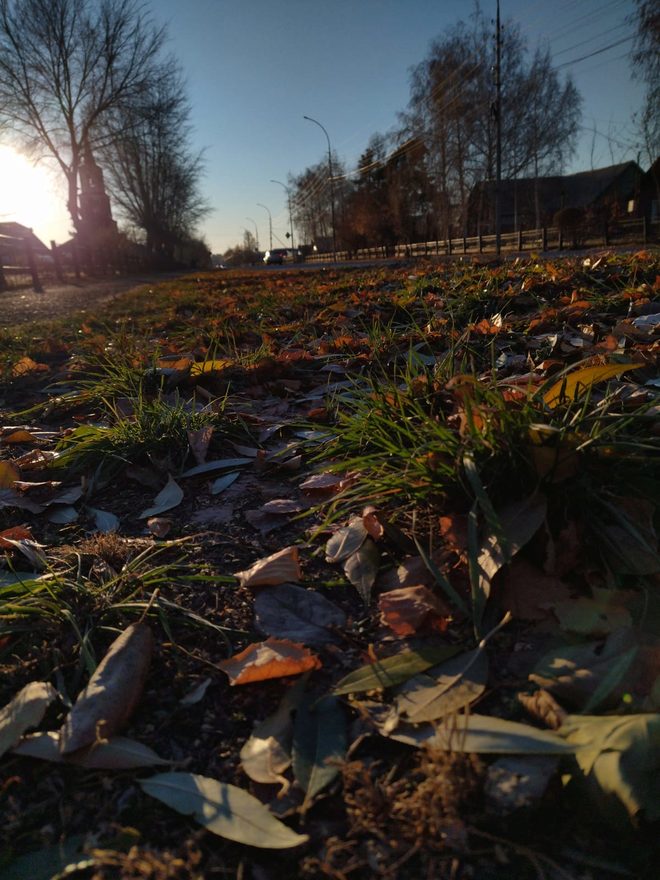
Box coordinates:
[556,33,635,68]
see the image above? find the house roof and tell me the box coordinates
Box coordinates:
[0,222,50,253]
[476,162,643,215]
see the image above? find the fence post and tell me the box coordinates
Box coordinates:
[24,237,43,292]
[448,236,452,255]
[542,227,547,251]
[50,240,64,283]
[558,228,564,250]
[642,216,647,244]
[72,240,81,280]
[603,221,609,247]
[518,229,523,251]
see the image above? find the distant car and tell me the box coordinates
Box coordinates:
[263,248,288,265]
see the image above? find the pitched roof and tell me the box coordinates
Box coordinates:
[0,222,50,253]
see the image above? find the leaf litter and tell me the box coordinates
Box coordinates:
[1,252,659,877]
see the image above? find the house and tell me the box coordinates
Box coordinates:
[468,161,645,233]
[0,221,50,266]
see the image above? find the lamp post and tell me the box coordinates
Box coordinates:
[245,216,259,251]
[270,179,295,255]
[303,114,336,261]
[257,203,273,251]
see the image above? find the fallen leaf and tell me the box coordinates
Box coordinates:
[13,731,168,768]
[218,637,321,685]
[187,426,214,465]
[240,678,306,790]
[378,585,450,636]
[2,429,37,444]
[500,558,572,621]
[485,755,559,815]
[472,493,547,632]
[395,648,488,723]
[59,622,153,754]
[48,505,78,523]
[12,356,48,377]
[181,457,252,478]
[333,645,460,695]
[543,362,643,408]
[0,460,20,489]
[299,472,344,494]
[0,681,58,758]
[139,475,184,518]
[0,488,44,513]
[210,471,241,495]
[385,713,575,754]
[254,583,346,646]
[292,694,346,810]
[325,517,368,563]
[343,538,379,605]
[180,678,213,706]
[140,771,308,848]
[518,688,568,730]
[88,508,120,533]
[234,546,301,588]
[190,358,233,375]
[0,525,34,547]
[147,517,172,538]
[559,713,660,823]
[554,596,632,636]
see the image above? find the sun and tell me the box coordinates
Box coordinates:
[0,145,71,245]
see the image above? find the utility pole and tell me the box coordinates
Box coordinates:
[494,0,502,255]
[257,203,273,250]
[303,115,337,261]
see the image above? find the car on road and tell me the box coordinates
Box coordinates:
[263,248,288,265]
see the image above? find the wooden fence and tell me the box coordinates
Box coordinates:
[310,216,660,264]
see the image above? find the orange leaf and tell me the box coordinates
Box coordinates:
[234,546,301,588]
[2,430,37,444]
[378,585,450,636]
[218,637,321,685]
[11,357,48,377]
[0,525,34,548]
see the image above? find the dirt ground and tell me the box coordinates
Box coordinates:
[0,272,187,326]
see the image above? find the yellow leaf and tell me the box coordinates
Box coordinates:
[218,637,321,685]
[0,460,20,488]
[543,363,643,408]
[190,359,233,376]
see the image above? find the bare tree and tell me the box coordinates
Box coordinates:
[0,0,164,233]
[400,5,581,233]
[99,60,209,257]
[630,0,660,163]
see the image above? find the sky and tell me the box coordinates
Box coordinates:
[0,0,647,254]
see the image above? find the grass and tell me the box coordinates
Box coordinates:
[0,251,659,879]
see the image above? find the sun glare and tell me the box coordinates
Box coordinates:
[0,145,71,245]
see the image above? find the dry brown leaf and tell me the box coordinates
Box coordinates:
[218,637,321,685]
[499,558,572,621]
[518,689,568,731]
[11,356,48,377]
[0,525,33,547]
[234,546,301,588]
[299,472,343,495]
[146,517,173,538]
[59,622,153,754]
[187,426,214,465]
[1,430,37,444]
[378,585,451,636]
[0,460,20,489]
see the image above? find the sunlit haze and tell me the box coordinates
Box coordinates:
[0,146,71,244]
[0,0,648,254]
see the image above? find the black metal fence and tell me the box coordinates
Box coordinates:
[310,216,660,263]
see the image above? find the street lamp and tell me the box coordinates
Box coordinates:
[257,203,273,251]
[270,179,295,255]
[245,216,259,251]
[303,114,336,261]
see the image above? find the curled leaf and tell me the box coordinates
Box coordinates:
[234,546,301,588]
[0,681,58,758]
[59,622,153,754]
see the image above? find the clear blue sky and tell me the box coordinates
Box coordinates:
[3,0,647,253]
